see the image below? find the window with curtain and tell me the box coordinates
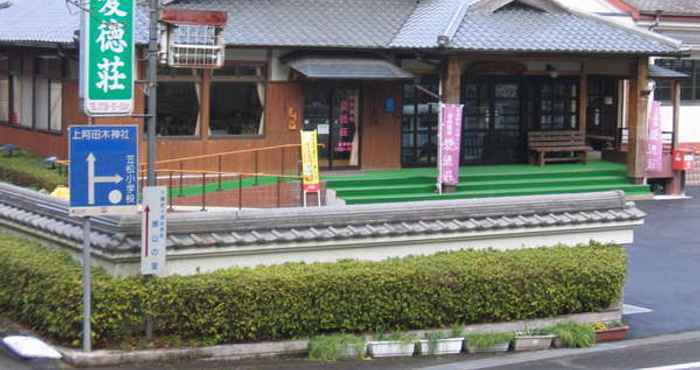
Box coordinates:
[0,56,8,123]
[654,59,700,102]
[210,63,266,137]
[34,58,50,131]
[2,56,62,131]
[0,76,8,123]
[151,66,200,136]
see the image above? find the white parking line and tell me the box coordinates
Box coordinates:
[635,361,700,370]
[624,304,654,315]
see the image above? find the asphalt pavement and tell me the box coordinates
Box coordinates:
[624,187,700,338]
[482,335,700,370]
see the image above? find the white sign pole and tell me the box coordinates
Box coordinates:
[81,217,91,352]
[437,103,444,195]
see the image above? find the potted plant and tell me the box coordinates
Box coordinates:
[545,322,595,348]
[512,327,555,352]
[417,327,464,356]
[464,332,514,353]
[593,321,629,343]
[367,331,418,358]
[308,333,367,361]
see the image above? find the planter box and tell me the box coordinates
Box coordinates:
[367,341,416,358]
[337,345,364,360]
[417,338,464,355]
[595,325,629,343]
[512,334,555,352]
[464,340,510,354]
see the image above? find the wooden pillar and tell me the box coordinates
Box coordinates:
[672,80,681,150]
[627,57,649,183]
[579,72,588,134]
[668,79,683,195]
[200,69,211,143]
[442,56,462,104]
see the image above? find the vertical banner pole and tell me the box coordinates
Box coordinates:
[82,217,92,352]
[437,103,444,194]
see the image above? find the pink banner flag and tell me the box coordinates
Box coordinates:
[647,101,663,172]
[438,104,463,188]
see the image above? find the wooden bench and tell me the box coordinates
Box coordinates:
[528,131,593,167]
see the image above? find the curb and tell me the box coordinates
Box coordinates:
[58,310,620,367]
[59,340,309,368]
[417,330,700,370]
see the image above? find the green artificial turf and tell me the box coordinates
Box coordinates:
[323,160,651,204]
[170,175,283,198]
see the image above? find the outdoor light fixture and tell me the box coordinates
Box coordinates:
[546,64,559,79]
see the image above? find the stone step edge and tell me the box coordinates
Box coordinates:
[58,309,621,367]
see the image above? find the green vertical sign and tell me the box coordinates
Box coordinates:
[81,0,135,116]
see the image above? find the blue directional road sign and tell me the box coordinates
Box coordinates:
[69,125,139,216]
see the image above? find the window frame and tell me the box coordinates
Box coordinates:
[0,56,12,125]
[653,58,700,104]
[0,55,63,134]
[149,67,202,138]
[209,61,267,138]
[528,76,580,132]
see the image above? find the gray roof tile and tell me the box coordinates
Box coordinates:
[0,181,646,254]
[624,0,700,16]
[165,0,417,48]
[0,0,683,57]
[449,7,680,55]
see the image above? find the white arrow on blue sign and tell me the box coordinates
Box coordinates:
[69,125,139,216]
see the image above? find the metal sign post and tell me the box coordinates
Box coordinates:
[69,125,139,352]
[81,217,91,352]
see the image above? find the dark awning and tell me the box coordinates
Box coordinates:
[649,64,689,80]
[287,57,414,80]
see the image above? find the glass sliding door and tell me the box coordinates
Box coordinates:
[303,84,360,169]
[401,76,440,167]
[462,78,525,164]
[527,77,579,131]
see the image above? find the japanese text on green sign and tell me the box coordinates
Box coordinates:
[81,0,134,115]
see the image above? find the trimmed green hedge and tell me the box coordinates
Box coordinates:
[0,232,627,348]
[0,150,66,190]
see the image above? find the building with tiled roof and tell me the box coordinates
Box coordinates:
[0,0,690,195]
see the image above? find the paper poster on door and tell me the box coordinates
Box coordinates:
[317,124,330,135]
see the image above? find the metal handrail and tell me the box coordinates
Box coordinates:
[148,143,304,167]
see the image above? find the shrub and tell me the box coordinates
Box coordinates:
[308,334,366,361]
[0,149,66,190]
[0,232,627,348]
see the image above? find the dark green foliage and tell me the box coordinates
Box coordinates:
[308,334,366,361]
[0,149,66,190]
[0,232,627,348]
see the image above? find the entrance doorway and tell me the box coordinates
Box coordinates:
[462,78,525,164]
[303,84,361,169]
